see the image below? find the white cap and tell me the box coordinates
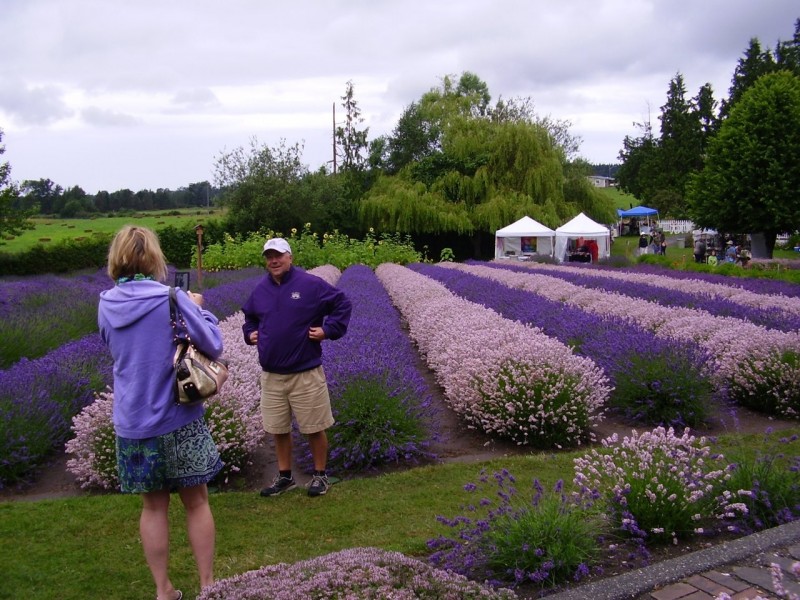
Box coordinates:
[262,237,292,255]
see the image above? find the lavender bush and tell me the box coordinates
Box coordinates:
[0,269,111,368]
[197,547,515,599]
[66,312,264,489]
[64,391,117,489]
[718,432,800,533]
[412,263,713,428]
[294,265,438,473]
[428,470,604,588]
[447,262,800,419]
[573,427,740,544]
[0,333,112,486]
[491,260,800,332]
[376,263,610,448]
[0,267,265,371]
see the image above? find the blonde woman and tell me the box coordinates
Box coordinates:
[98,225,224,600]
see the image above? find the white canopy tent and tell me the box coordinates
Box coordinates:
[554,212,611,263]
[494,216,555,259]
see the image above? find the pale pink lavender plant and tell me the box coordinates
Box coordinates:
[448,262,800,418]
[715,561,800,600]
[621,263,800,299]
[65,391,117,489]
[65,312,265,489]
[197,547,515,599]
[412,263,714,428]
[573,426,741,544]
[376,263,610,448]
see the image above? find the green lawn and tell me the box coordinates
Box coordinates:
[598,186,639,211]
[2,429,799,600]
[0,209,224,254]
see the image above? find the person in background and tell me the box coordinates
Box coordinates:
[725,240,737,263]
[243,237,352,498]
[99,225,224,600]
[639,232,649,256]
[694,237,707,263]
[659,232,667,255]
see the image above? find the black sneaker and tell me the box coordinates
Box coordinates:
[259,475,296,497]
[307,474,329,497]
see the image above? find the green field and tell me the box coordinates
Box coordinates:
[598,186,640,211]
[1,209,224,253]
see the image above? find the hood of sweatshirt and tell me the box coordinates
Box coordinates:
[99,280,168,329]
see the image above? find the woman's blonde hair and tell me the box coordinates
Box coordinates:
[107,225,168,282]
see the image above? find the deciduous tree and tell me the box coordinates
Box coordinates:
[0,130,34,243]
[688,71,800,258]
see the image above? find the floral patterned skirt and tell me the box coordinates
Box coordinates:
[116,417,223,493]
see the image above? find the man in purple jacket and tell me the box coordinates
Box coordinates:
[242,237,352,498]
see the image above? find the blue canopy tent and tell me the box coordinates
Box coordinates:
[617,205,659,235]
[617,206,659,218]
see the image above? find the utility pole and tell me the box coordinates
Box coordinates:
[332,102,337,175]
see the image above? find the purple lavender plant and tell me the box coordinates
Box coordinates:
[0,269,112,367]
[428,470,604,588]
[293,264,438,474]
[0,333,112,486]
[618,263,800,299]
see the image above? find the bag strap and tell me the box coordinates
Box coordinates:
[168,287,191,346]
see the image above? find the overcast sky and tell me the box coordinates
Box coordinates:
[0,0,797,195]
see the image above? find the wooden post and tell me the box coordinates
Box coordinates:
[194,224,204,290]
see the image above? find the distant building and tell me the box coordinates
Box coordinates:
[587,175,616,188]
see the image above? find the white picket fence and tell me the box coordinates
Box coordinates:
[657,219,694,234]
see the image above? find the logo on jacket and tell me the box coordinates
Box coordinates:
[291,292,301,300]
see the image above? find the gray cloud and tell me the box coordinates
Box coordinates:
[80,107,141,127]
[0,0,797,192]
[0,81,72,126]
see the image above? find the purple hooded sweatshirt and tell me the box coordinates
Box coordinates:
[98,280,223,439]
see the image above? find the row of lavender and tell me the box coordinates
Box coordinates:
[488,260,800,332]
[446,262,800,418]
[375,263,610,447]
[67,264,440,489]
[411,263,714,428]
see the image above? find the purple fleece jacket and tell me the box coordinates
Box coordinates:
[241,266,351,374]
[98,280,223,439]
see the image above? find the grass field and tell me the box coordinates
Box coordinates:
[598,186,638,211]
[0,208,224,253]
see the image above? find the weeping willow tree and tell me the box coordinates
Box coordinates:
[360,72,615,255]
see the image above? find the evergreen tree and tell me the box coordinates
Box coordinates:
[776,18,800,75]
[720,37,776,118]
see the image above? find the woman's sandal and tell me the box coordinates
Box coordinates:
[156,591,182,600]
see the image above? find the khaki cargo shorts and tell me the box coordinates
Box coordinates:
[260,366,334,435]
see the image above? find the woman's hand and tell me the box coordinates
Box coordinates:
[187,291,204,307]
